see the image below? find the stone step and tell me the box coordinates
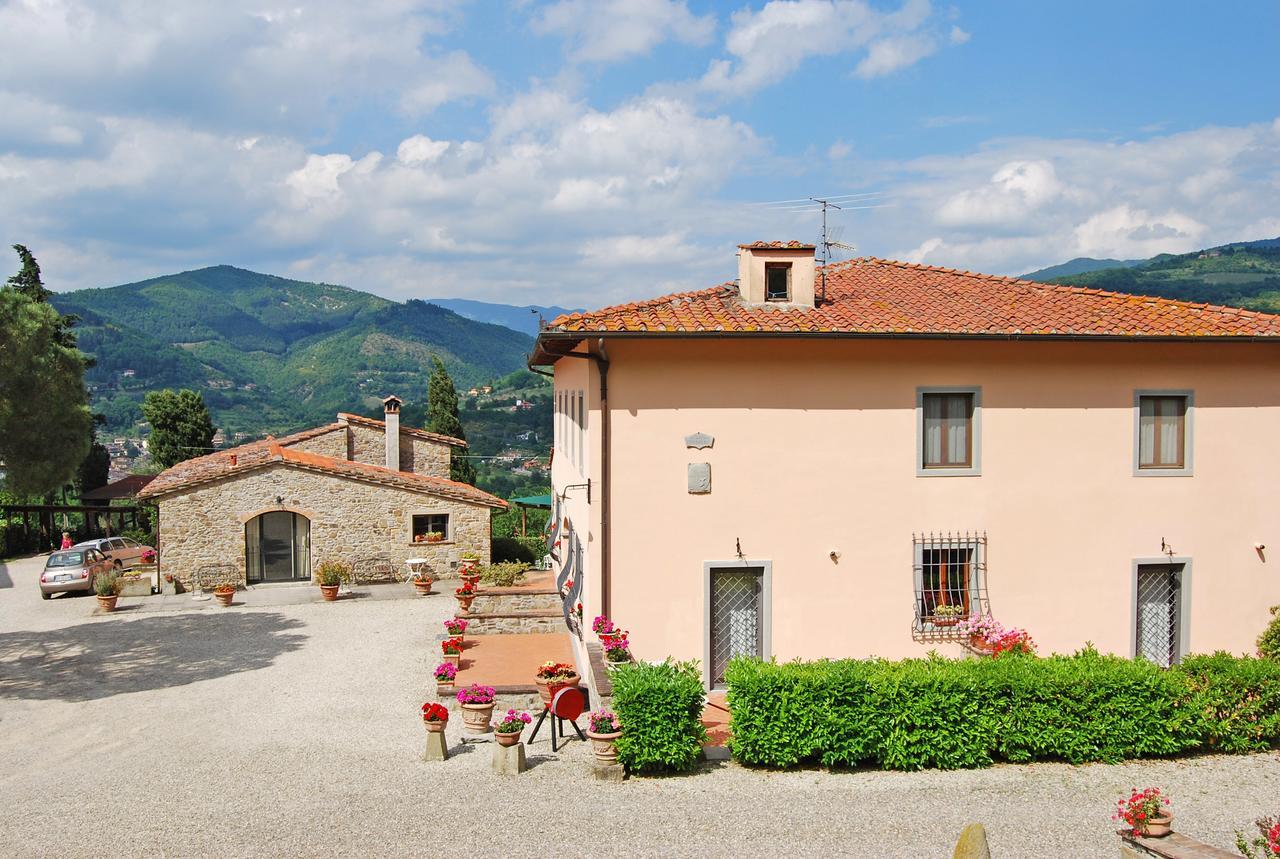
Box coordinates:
[462,609,565,635]
[468,590,561,613]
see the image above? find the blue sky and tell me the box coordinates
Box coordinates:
[1,1,1277,306]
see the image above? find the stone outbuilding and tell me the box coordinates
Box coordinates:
[138,397,506,589]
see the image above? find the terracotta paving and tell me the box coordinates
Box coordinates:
[702,691,731,748]
[450,632,574,691]
[481,569,554,593]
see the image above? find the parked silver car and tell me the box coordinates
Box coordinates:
[73,537,153,571]
[40,548,113,599]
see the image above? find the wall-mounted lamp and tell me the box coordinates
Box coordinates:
[275,495,284,507]
[1256,542,1267,562]
[829,550,841,564]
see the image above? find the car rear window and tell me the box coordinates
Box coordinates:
[47,552,86,567]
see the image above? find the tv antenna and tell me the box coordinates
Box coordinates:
[752,192,885,305]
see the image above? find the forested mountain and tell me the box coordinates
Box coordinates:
[51,266,535,438]
[1022,238,1280,313]
[424,297,579,336]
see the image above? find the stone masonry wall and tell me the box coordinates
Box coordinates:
[155,463,492,589]
[405,435,451,478]
[347,422,450,477]
[288,427,348,459]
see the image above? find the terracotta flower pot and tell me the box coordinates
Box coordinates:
[460,702,495,734]
[213,589,235,607]
[424,720,446,734]
[605,653,631,666]
[320,584,340,601]
[534,673,580,707]
[96,594,118,612]
[443,652,460,667]
[931,617,960,627]
[494,730,522,747]
[1142,813,1174,838]
[413,580,433,595]
[586,729,622,764]
[455,594,475,612]
[460,573,481,588]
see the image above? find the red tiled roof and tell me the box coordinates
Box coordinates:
[544,257,1280,338]
[738,240,815,249]
[337,412,467,448]
[139,425,504,508]
[81,474,156,501]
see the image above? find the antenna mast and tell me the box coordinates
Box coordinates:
[811,197,842,306]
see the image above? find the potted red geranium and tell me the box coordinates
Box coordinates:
[586,708,622,764]
[441,636,464,667]
[454,580,477,612]
[601,630,632,665]
[455,684,496,735]
[533,660,580,706]
[493,709,532,747]
[1114,787,1173,838]
[421,702,449,733]
[212,584,236,607]
[412,570,433,596]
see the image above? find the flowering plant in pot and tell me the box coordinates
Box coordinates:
[602,631,632,664]
[454,580,477,611]
[586,708,623,764]
[411,569,434,595]
[140,548,157,564]
[425,531,445,544]
[1113,787,1173,838]
[592,615,615,636]
[212,583,236,607]
[459,551,480,574]
[434,662,457,684]
[928,603,966,627]
[1236,815,1280,858]
[957,614,1037,657]
[421,702,449,733]
[315,560,348,602]
[444,617,469,638]
[493,709,532,746]
[441,636,464,666]
[455,684,496,734]
[533,660,580,706]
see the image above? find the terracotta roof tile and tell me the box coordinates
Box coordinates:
[738,240,816,249]
[544,258,1280,339]
[139,423,503,508]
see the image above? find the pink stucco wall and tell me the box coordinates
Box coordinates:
[553,338,1280,675]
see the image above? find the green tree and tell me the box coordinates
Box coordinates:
[6,245,79,347]
[142,389,216,469]
[76,415,111,498]
[0,290,92,495]
[426,356,476,485]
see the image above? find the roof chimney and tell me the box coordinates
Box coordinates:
[736,241,817,308]
[383,395,403,471]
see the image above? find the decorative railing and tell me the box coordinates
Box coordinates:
[911,531,990,640]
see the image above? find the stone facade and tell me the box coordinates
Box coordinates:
[346,423,450,477]
[155,463,492,589]
[290,427,348,460]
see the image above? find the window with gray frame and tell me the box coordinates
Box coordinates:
[922,392,974,468]
[1135,562,1186,667]
[1137,394,1188,470]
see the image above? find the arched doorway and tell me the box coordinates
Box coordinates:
[246,511,311,582]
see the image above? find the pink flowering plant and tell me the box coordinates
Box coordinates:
[1236,816,1280,858]
[602,630,631,662]
[455,684,496,705]
[434,662,457,682]
[443,617,468,635]
[956,613,1037,656]
[592,615,615,635]
[494,709,532,734]
[1113,787,1171,836]
[588,708,620,734]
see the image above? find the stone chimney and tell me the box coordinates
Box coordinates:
[736,241,817,308]
[382,395,403,471]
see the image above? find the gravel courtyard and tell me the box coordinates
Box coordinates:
[1,553,1275,858]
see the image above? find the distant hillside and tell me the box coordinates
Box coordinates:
[426,298,579,337]
[1019,257,1146,281]
[52,266,535,438]
[1023,238,1280,313]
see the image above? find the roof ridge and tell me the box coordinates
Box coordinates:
[552,284,735,324]
[337,412,468,448]
[851,257,1280,321]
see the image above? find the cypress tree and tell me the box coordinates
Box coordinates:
[426,356,476,485]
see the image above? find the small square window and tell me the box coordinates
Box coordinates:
[765,263,791,301]
[412,513,449,543]
[1138,395,1188,470]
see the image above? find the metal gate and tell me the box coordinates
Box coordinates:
[1136,564,1183,667]
[709,567,763,688]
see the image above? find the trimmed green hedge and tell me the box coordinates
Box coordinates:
[725,650,1280,771]
[611,660,707,773]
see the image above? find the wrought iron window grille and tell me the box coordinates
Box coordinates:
[912,531,989,640]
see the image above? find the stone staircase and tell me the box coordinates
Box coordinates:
[458,571,564,635]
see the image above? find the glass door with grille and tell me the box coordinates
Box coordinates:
[1135,563,1184,667]
[709,567,764,688]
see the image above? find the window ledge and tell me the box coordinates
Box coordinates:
[1133,468,1193,478]
[409,542,455,547]
[916,467,981,478]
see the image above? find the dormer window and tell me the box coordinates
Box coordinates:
[765,263,791,301]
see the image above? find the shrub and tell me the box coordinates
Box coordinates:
[92,570,120,597]
[477,561,528,587]
[491,536,546,565]
[1259,606,1280,660]
[725,649,1280,771]
[611,659,707,773]
[315,560,350,587]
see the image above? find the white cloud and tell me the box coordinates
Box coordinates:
[700,0,951,96]
[397,135,450,165]
[1072,205,1206,260]
[533,0,715,63]
[949,25,970,44]
[937,160,1066,227]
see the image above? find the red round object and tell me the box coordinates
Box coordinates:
[550,686,585,721]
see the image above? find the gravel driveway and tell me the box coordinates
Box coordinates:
[1,553,1275,858]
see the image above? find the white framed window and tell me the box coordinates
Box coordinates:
[578,389,587,475]
[1134,390,1193,476]
[411,512,450,544]
[916,387,982,477]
